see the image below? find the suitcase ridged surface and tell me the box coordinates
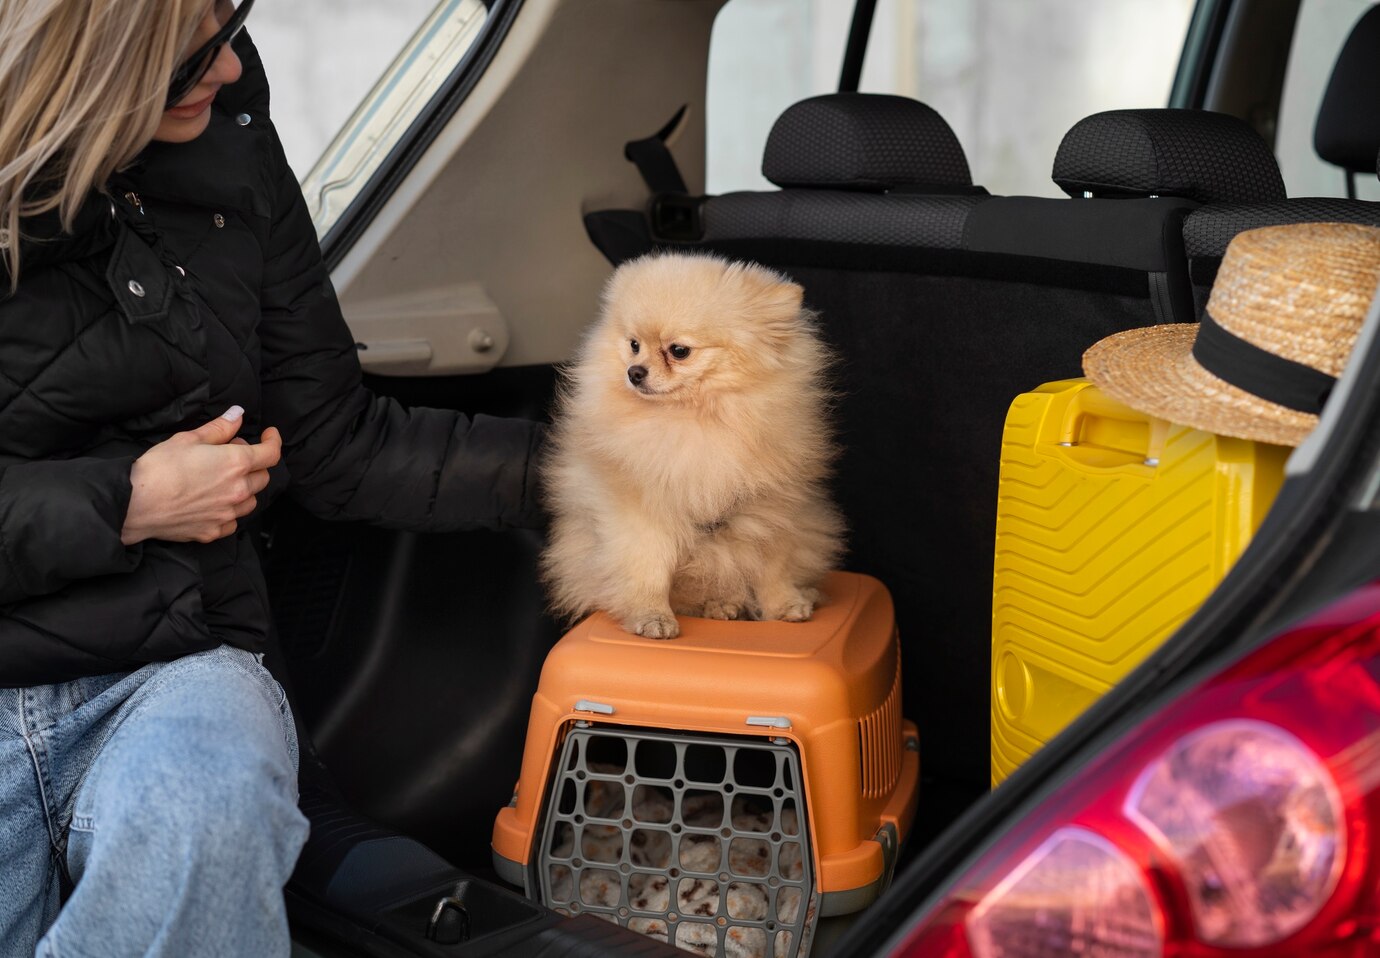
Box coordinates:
[991,380,1287,784]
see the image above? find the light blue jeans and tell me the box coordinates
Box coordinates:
[0,645,310,957]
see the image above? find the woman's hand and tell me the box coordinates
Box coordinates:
[121,406,283,545]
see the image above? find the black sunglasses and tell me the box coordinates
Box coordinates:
[165,0,256,108]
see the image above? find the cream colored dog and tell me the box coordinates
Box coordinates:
[541,252,844,639]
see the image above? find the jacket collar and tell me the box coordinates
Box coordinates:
[125,29,273,220]
[131,105,270,219]
[1,192,119,288]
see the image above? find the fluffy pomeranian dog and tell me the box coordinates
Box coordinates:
[541,252,845,639]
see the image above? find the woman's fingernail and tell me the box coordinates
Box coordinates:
[222,405,244,422]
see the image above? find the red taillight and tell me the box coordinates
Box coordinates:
[1125,721,1345,947]
[890,584,1380,958]
[967,828,1163,958]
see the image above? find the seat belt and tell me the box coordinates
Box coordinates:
[623,105,704,242]
[624,105,689,195]
[584,105,701,264]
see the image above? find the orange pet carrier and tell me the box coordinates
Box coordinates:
[491,572,918,957]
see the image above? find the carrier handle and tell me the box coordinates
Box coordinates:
[1046,381,1168,469]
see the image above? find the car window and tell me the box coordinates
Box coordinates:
[706,0,1195,197]
[1276,0,1380,200]
[253,0,490,238]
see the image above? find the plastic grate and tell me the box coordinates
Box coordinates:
[535,727,818,958]
[859,665,902,798]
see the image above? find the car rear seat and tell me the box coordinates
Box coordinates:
[643,96,1291,788]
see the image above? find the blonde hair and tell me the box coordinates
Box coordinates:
[0,0,206,285]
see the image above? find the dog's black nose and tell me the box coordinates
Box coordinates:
[627,365,648,386]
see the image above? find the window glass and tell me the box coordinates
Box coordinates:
[1276,0,1380,200]
[253,1,439,177]
[705,1,856,195]
[253,0,489,237]
[706,0,1194,197]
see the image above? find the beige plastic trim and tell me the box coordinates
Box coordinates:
[331,0,725,372]
[349,282,508,375]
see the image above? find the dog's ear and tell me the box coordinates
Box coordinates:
[726,262,804,338]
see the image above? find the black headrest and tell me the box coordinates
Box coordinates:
[762,93,973,192]
[1053,109,1285,203]
[1316,6,1380,175]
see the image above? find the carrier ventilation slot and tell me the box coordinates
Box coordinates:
[536,727,818,957]
[859,665,902,798]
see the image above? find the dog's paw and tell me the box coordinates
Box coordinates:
[626,611,680,639]
[763,593,814,622]
[702,598,745,620]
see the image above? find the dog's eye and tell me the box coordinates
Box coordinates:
[669,344,691,360]
[630,339,640,355]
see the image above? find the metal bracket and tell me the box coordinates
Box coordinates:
[574,699,616,715]
[746,715,792,729]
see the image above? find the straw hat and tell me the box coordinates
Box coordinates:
[1083,223,1380,446]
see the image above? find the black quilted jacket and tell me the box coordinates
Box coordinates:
[0,38,544,686]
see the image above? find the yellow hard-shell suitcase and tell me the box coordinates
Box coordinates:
[990,379,1289,785]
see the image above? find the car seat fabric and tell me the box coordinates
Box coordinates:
[964,197,1197,273]
[964,196,1198,328]
[701,192,984,246]
[762,92,976,192]
[1184,198,1380,259]
[1182,198,1380,315]
[1315,5,1380,176]
[1052,108,1286,203]
[1051,108,1375,321]
[1179,145,1380,309]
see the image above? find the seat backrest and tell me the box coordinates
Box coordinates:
[1048,107,1353,318]
[1183,194,1380,309]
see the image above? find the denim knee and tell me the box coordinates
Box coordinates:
[29,647,308,958]
[67,652,307,887]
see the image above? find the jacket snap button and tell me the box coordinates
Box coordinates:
[128,279,146,298]
[213,213,225,228]
[236,113,251,126]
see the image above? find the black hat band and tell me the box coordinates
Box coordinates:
[1191,311,1336,415]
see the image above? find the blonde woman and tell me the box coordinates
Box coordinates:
[0,1,543,954]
